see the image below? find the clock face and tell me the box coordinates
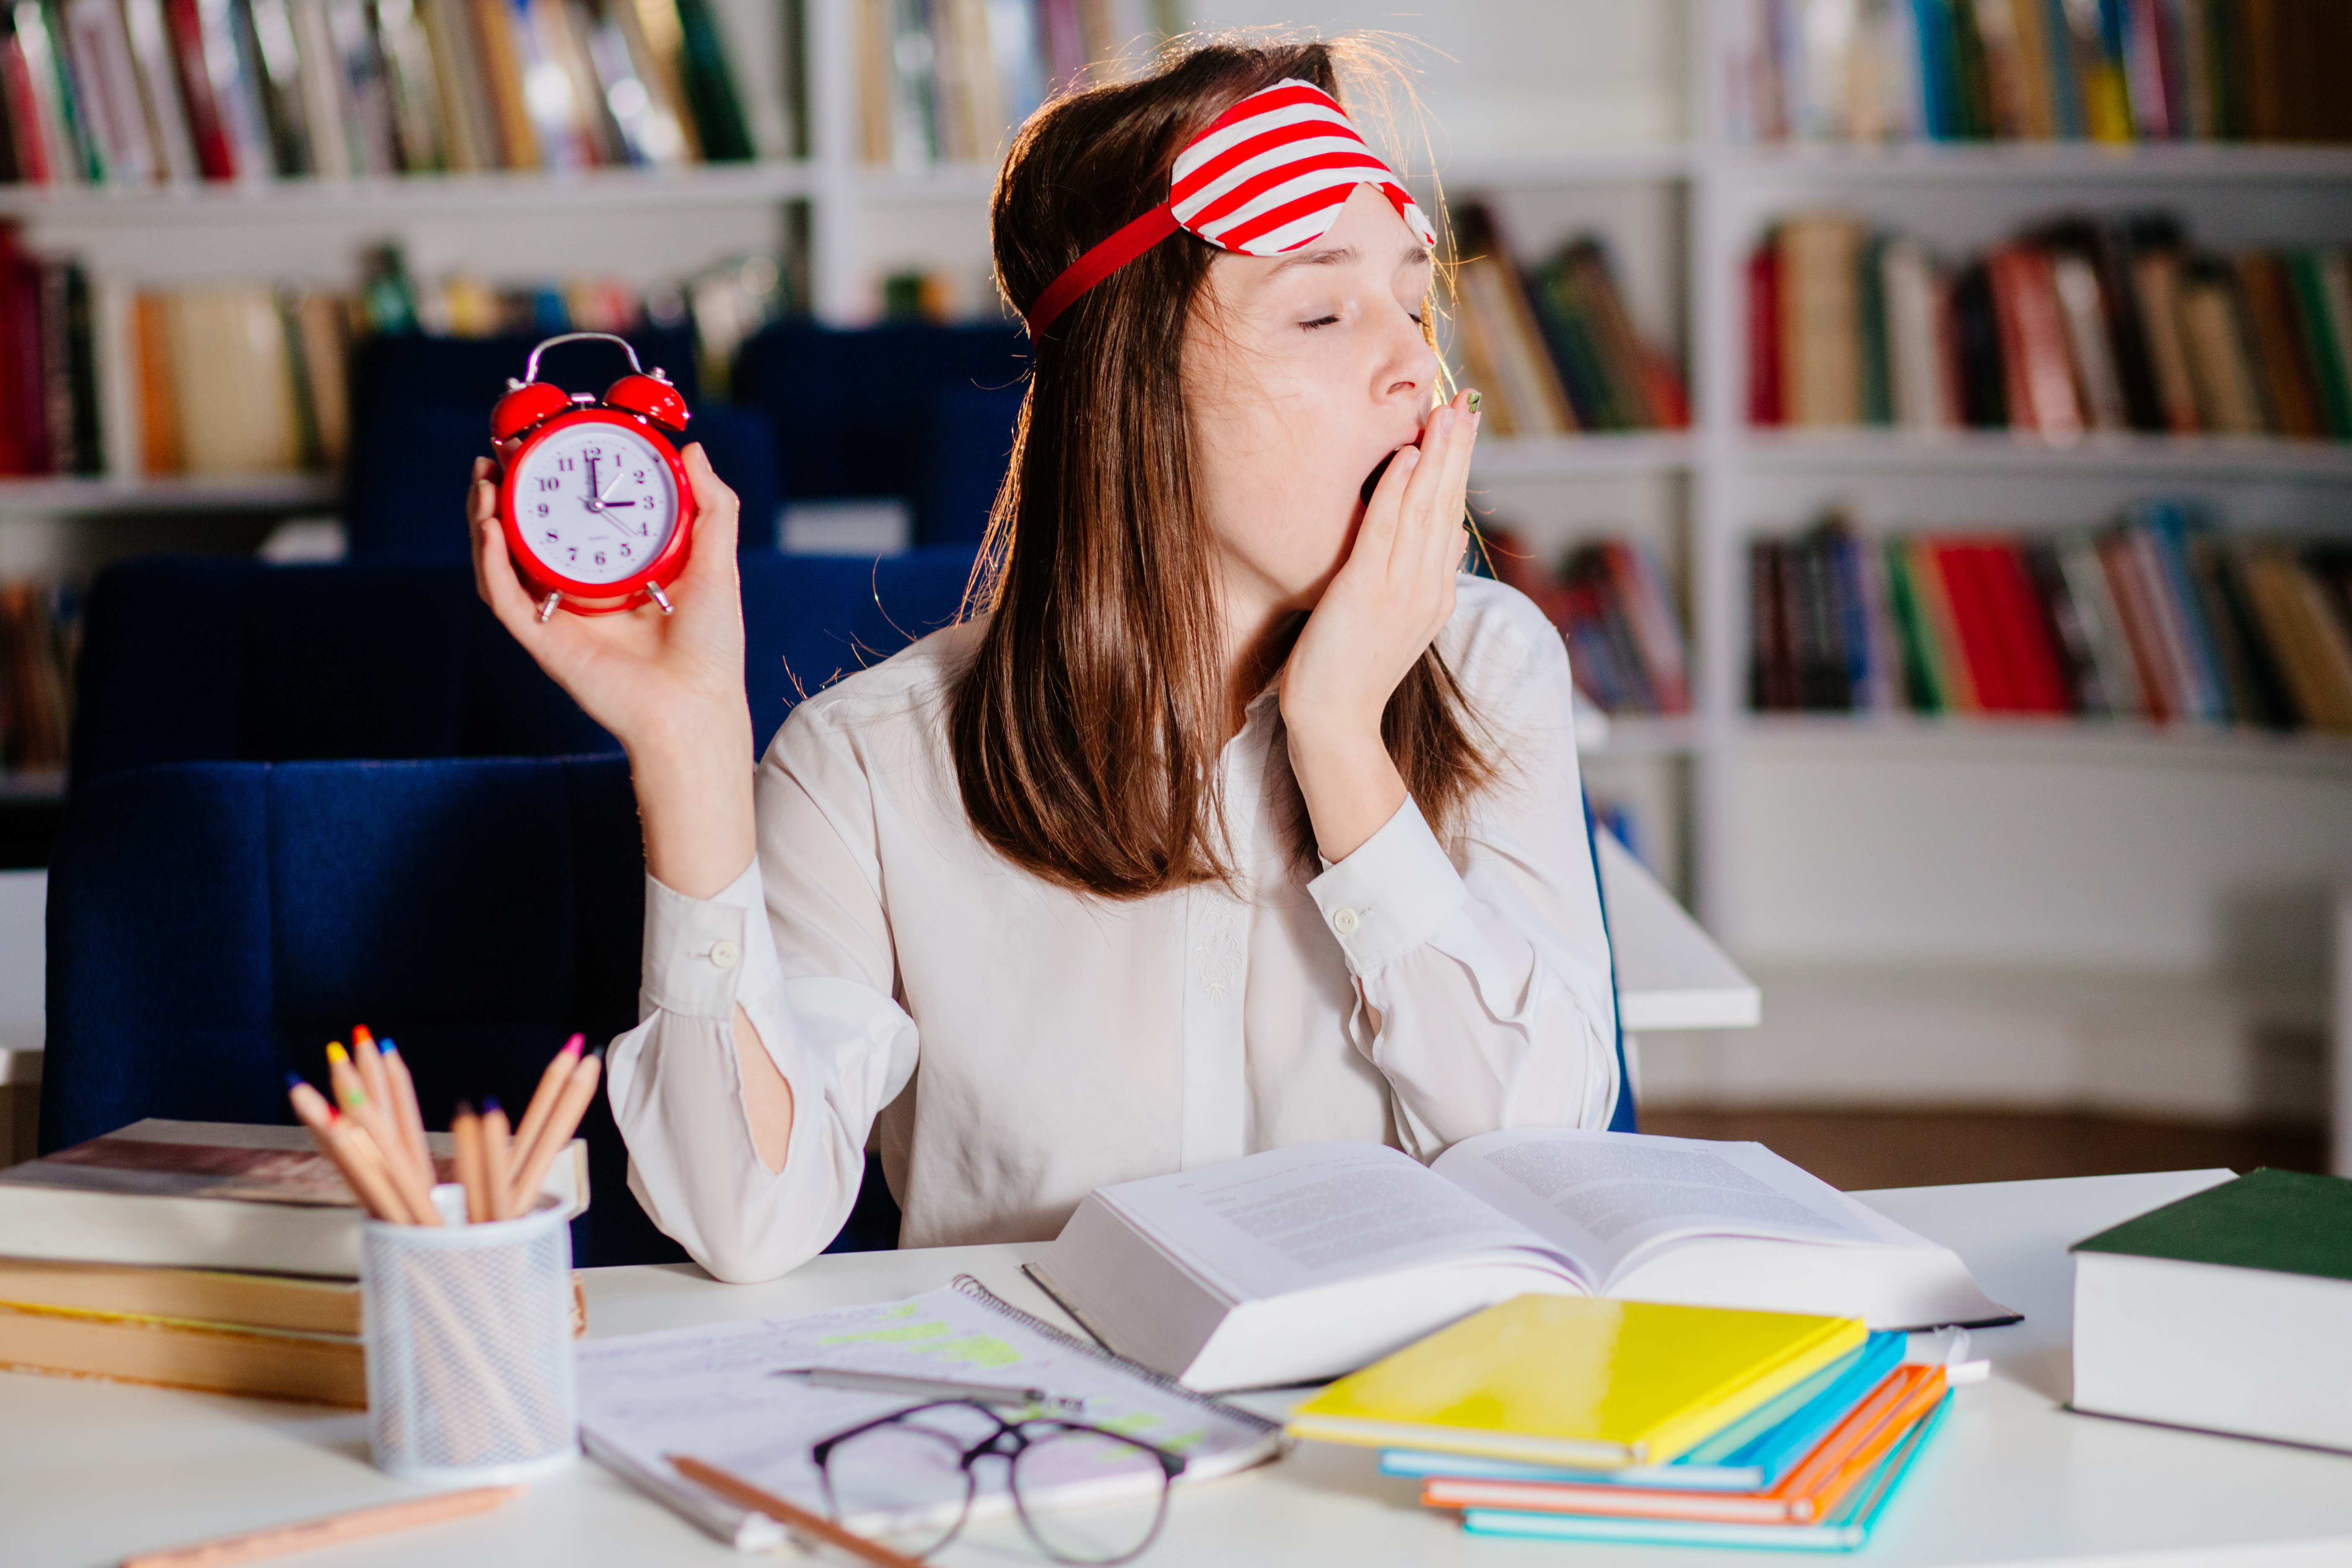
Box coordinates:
[510,419,681,586]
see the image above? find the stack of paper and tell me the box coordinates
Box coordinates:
[1286,1295,1958,1552]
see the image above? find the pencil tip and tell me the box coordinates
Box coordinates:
[483,1096,503,1114]
[379,1040,400,1060]
[284,1071,306,1090]
[325,1042,348,1063]
[454,1098,475,1118]
[561,1034,585,1057]
[352,1024,374,1047]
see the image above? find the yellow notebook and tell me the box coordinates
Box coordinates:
[1286,1295,1866,1470]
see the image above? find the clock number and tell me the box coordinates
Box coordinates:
[536,503,550,516]
[544,529,558,542]
[633,470,647,485]
[619,543,632,558]
[567,547,578,562]
[593,551,607,567]
[537,477,560,493]
[557,457,575,472]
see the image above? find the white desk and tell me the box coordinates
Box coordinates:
[8,1168,2351,1568]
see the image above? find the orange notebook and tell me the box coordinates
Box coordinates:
[1422,1363,1947,1527]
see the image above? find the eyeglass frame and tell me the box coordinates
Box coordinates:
[809,1397,1191,1565]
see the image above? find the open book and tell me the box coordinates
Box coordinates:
[1029,1130,2016,1393]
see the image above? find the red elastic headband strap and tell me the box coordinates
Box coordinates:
[1024,204,1180,338]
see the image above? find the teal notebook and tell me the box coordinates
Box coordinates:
[1384,1332,1906,1492]
[1460,1392,1952,1553]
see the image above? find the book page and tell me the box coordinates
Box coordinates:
[578,1282,1279,1550]
[1434,1129,1902,1285]
[1097,1141,1583,1305]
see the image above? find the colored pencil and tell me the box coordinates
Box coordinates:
[451,1100,491,1224]
[667,1455,926,1568]
[376,1037,435,1186]
[119,1484,521,1568]
[510,1033,584,1168]
[325,1043,439,1223]
[480,1099,515,1222]
[288,1079,407,1222]
[508,1051,600,1214]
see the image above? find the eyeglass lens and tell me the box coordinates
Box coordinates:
[822,1405,1174,1565]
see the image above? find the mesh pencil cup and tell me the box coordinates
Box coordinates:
[362,1186,578,1483]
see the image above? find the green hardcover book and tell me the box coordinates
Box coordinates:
[2282,251,2352,440]
[1527,253,1614,431]
[1881,539,1945,713]
[1858,232,1893,427]
[669,0,747,159]
[2071,1169,2352,1455]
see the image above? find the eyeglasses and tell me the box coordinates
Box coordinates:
[811,1398,1189,1565]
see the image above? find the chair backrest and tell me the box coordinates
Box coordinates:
[41,755,680,1266]
[70,548,983,789]
[733,322,1028,546]
[341,330,779,560]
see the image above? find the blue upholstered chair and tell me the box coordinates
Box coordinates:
[732,322,1029,546]
[70,547,984,790]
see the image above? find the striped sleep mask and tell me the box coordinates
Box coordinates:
[1023,78,1435,338]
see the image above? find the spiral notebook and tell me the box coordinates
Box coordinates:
[575,1275,1284,1551]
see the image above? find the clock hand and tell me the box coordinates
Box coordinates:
[583,455,604,511]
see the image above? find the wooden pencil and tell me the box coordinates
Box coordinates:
[509,1033,583,1169]
[376,1039,435,1187]
[451,1100,490,1224]
[325,1044,440,1223]
[480,1099,515,1222]
[119,1483,521,1568]
[667,1455,926,1568]
[288,1081,406,1222]
[508,1051,600,1214]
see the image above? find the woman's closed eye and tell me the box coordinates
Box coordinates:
[1300,313,1342,330]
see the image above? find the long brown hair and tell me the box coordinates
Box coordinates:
[949,36,1496,899]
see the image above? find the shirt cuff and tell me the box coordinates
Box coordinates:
[641,860,763,1019]
[1306,796,1468,977]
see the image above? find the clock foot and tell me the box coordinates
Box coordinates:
[538,592,562,623]
[647,584,674,615]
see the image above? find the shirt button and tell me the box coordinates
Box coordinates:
[709,939,740,970]
[1332,907,1359,936]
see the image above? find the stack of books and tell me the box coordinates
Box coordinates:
[1452,205,1690,441]
[1751,210,2352,444]
[0,1117,588,1405]
[1289,1294,1960,1552]
[1484,529,1694,717]
[1748,501,2352,732]
[0,0,753,187]
[1727,0,2352,146]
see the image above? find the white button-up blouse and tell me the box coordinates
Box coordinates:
[605,575,1618,1282]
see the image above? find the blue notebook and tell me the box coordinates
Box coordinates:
[1459,1391,1953,1553]
[1382,1332,1906,1492]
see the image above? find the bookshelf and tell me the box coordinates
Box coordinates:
[1,0,2349,1018]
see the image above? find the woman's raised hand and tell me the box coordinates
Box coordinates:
[1278,387,1479,862]
[470,443,756,895]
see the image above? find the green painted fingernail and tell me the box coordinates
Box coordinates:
[1467,390,1481,412]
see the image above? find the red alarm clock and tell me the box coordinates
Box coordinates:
[491,332,696,620]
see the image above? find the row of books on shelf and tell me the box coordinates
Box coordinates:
[0,232,784,478]
[1486,528,1694,719]
[1727,0,2352,146]
[1449,206,1689,441]
[1753,209,2352,443]
[0,0,754,189]
[1748,503,2352,733]
[856,0,1172,169]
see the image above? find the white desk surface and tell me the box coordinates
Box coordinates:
[1595,831,1760,1032]
[8,1168,2350,1568]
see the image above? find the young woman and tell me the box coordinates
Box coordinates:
[469,38,1617,1283]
